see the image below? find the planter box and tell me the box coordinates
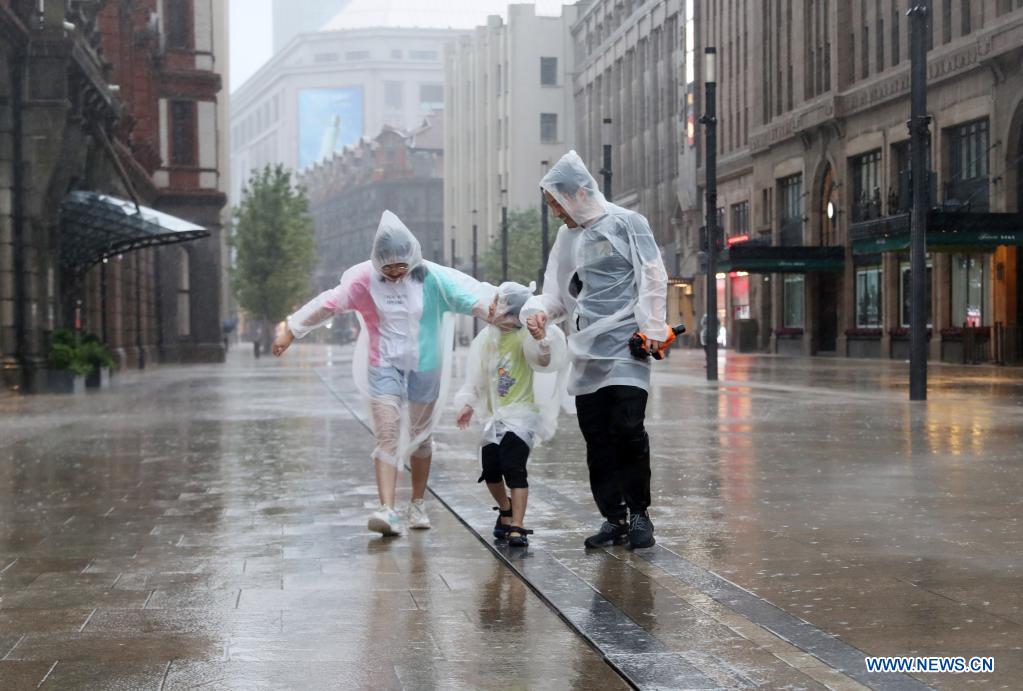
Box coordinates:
[776,336,804,357]
[46,370,86,395]
[85,367,113,389]
[848,338,882,359]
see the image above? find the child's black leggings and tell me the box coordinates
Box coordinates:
[479,432,530,489]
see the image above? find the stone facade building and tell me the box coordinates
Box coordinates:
[687,0,1023,362]
[443,3,581,279]
[299,115,444,296]
[0,0,227,392]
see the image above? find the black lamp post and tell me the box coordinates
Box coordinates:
[500,188,509,282]
[600,118,613,201]
[908,2,931,401]
[540,160,550,288]
[701,47,718,382]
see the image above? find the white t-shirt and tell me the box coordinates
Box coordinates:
[369,276,423,368]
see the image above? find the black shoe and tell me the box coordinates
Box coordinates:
[628,512,655,549]
[493,505,513,540]
[507,526,533,548]
[584,520,629,548]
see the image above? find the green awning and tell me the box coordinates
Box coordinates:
[851,212,1023,254]
[717,244,845,273]
[60,191,209,272]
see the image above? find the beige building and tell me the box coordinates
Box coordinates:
[692,0,1023,363]
[443,3,581,281]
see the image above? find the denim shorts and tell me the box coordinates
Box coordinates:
[368,366,441,403]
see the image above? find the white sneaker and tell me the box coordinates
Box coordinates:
[367,505,403,536]
[405,499,431,530]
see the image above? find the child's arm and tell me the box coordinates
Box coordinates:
[452,330,488,426]
[522,324,567,373]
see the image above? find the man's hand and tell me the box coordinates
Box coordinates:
[646,339,664,354]
[272,329,295,357]
[456,405,474,429]
[526,312,548,341]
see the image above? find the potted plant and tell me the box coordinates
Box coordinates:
[80,334,116,388]
[46,329,92,395]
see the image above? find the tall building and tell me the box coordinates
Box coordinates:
[444,3,582,282]
[570,0,694,333]
[299,115,445,295]
[0,0,227,392]
[230,0,515,207]
[694,0,1023,363]
[272,0,351,53]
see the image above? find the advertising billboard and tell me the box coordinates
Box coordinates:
[298,87,364,169]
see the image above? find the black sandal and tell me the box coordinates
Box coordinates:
[492,505,513,539]
[507,526,533,548]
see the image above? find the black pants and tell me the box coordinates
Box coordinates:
[479,432,530,489]
[575,385,651,520]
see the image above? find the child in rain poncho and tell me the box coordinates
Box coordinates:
[522,150,669,550]
[273,211,496,537]
[454,282,568,547]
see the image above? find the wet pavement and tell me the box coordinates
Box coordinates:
[2,346,1022,689]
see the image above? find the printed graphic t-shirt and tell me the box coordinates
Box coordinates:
[492,329,534,409]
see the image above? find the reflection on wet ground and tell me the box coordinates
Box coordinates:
[3,345,1021,689]
[0,352,624,690]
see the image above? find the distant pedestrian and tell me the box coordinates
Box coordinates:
[454,282,568,547]
[524,151,670,550]
[273,211,496,537]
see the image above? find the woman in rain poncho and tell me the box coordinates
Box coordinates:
[273,211,496,536]
[453,282,569,547]
[522,150,670,550]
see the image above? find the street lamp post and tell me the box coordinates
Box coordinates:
[450,230,456,269]
[908,2,930,401]
[701,47,718,382]
[600,118,613,201]
[472,209,479,335]
[501,188,509,282]
[540,160,550,288]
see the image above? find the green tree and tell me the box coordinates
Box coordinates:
[481,208,548,287]
[231,165,317,353]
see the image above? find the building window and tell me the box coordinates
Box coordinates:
[962,1,972,34]
[314,53,339,63]
[730,201,750,238]
[943,0,952,43]
[783,275,805,328]
[419,84,443,112]
[779,174,803,245]
[540,113,558,144]
[892,1,901,66]
[345,50,371,61]
[177,248,190,337]
[862,26,870,79]
[947,119,990,210]
[391,49,403,59]
[385,81,403,109]
[900,258,933,327]
[850,150,882,222]
[856,265,883,327]
[541,57,558,85]
[170,100,196,166]
[166,0,193,50]
[409,50,438,61]
[951,254,990,326]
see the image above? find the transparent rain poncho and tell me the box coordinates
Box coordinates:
[522,150,670,396]
[454,282,569,449]
[288,210,496,467]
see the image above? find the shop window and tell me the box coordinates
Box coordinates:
[899,258,933,327]
[783,274,805,327]
[950,254,990,326]
[779,174,803,246]
[856,265,883,327]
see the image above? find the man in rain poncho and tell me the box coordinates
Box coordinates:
[522,151,669,549]
[273,211,496,536]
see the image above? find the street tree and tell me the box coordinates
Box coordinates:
[231,165,317,355]
[481,208,546,287]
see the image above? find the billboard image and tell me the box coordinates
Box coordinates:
[298,87,364,169]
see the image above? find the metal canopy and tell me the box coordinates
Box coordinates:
[851,211,1023,254]
[717,243,845,274]
[60,191,209,272]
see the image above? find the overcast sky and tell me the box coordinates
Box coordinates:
[228,0,576,93]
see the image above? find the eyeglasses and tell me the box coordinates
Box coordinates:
[382,263,409,273]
